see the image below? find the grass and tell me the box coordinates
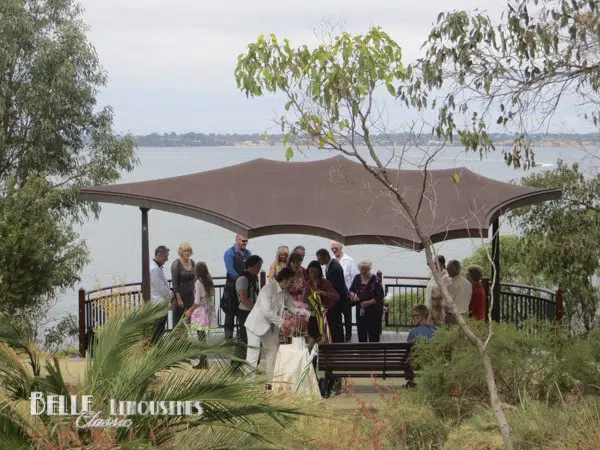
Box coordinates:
[265,380,600,450]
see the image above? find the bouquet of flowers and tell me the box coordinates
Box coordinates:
[280,310,310,339]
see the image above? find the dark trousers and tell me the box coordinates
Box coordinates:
[224,312,236,339]
[341,301,353,341]
[231,309,251,371]
[196,330,208,367]
[356,310,382,343]
[151,315,168,344]
[327,304,345,343]
[172,306,184,329]
[237,309,250,345]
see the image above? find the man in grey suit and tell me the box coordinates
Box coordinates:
[316,248,348,343]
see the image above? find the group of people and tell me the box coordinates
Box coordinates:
[407,255,487,342]
[148,235,385,375]
[148,238,487,378]
[219,236,386,379]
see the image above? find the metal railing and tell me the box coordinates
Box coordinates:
[381,277,561,330]
[499,283,557,327]
[78,272,563,356]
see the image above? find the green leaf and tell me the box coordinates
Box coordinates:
[451,173,461,184]
[285,146,294,161]
[386,83,396,96]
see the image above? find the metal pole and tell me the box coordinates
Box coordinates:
[141,207,150,302]
[78,288,86,357]
[491,218,501,322]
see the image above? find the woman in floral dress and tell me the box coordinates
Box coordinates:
[185,262,217,369]
[288,252,309,307]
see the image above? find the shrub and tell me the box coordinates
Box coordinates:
[410,320,599,418]
[558,327,600,395]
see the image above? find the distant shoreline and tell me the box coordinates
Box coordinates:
[131,132,599,149]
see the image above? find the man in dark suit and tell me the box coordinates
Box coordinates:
[316,248,348,343]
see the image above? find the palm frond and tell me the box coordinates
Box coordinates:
[0,315,42,375]
[85,300,170,392]
[89,323,243,400]
[0,343,35,399]
[0,396,42,449]
[35,357,72,397]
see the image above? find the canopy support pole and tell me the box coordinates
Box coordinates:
[490,218,501,322]
[141,207,150,301]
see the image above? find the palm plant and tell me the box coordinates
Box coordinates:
[0,302,303,449]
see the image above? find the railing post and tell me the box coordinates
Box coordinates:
[482,277,490,322]
[78,288,86,358]
[140,207,151,302]
[555,288,564,324]
[259,270,266,287]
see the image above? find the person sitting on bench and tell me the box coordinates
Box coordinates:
[407,304,439,343]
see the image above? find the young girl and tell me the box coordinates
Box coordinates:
[185,262,217,369]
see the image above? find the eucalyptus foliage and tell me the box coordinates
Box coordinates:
[509,160,600,331]
[0,0,137,312]
[412,0,600,168]
[236,27,406,161]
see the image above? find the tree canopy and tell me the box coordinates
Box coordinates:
[0,0,137,312]
[510,161,600,331]
[410,0,600,168]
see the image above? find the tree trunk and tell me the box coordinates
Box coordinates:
[423,244,513,450]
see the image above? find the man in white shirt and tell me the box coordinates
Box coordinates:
[330,241,357,342]
[445,260,472,325]
[425,255,452,323]
[150,245,173,343]
[244,267,303,382]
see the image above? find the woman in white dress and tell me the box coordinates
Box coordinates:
[185,262,218,369]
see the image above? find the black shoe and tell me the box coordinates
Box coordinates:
[345,334,352,342]
[193,357,208,369]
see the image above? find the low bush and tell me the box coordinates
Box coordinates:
[411,320,600,418]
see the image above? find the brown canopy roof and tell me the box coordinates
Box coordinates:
[78,155,561,250]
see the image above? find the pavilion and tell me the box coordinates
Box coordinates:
[78,154,561,320]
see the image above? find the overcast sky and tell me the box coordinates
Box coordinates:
[81,0,587,135]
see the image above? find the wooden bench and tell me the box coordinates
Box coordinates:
[317,342,414,396]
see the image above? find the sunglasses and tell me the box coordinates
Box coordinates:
[241,239,248,243]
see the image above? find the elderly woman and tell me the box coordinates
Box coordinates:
[268,245,290,282]
[304,260,339,351]
[171,241,196,328]
[349,260,384,342]
[467,265,487,320]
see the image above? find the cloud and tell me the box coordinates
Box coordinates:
[83,0,580,134]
